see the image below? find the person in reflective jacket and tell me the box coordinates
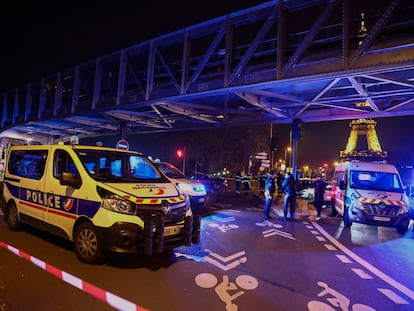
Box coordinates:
[235,170,242,197]
[257,167,267,196]
[241,170,251,195]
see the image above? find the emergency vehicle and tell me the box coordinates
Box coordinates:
[331,160,410,234]
[153,161,207,208]
[1,142,200,264]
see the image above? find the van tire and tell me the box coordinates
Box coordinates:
[396,221,409,234]
[74,222,106,264]
[5,202,21,231]
[330,202,338,217]
[343,206,352,228]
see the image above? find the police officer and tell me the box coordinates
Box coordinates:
[241,170,251,195]
[235,170,242,197]
[257,167,267,195]
[263,170,276,219]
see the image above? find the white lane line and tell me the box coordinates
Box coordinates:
[324,244,337,251]
[378,288,409,304]
[352,268,373,279]
[336,254,352,264]
[312,222,414,300]
[310,230,318,235]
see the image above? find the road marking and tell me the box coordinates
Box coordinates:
[212,215,236,222]
[352,268,373,279]
[209,223,239,232]
[324,244,337,251]
[336,254,352,264]
[262,228,296,240]
[255,220,283,228]
[316,236,327,242]
[312,222,414,301]
[378,288,409,304]
[204,250,247,271]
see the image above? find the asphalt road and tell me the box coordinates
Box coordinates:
[1,188,413,311]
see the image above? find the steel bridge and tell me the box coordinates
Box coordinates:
[1,0,413,145]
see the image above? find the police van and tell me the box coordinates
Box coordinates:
[153,161,207,208]
[1,143,200,264]
[331,160,410,234]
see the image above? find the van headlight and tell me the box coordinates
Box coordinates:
[185,195,192,214]
[177,182,193,193]
[399,197,409,214]
[97,187,136,215]
[177,183,207,195]
[351,192,363,210]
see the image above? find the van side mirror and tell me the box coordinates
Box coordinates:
[60,171,82,189]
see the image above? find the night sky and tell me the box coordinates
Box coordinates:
[0,0,265,92]
[1,1,413,175]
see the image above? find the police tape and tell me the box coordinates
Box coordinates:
[0,241,149,311]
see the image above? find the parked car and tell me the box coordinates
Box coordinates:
[191,172,227,193]
[296,178,314,199]
[153,162,207,208]
[296,177,333,207]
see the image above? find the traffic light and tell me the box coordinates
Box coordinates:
[176,149,184,158]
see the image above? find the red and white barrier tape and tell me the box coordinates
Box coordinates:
[0,241,149,311]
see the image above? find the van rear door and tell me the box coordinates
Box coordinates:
[5,147,49,223]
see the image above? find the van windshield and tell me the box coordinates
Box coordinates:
[349,170,404,193]
[74,149,165,182]
[154,162,187,179]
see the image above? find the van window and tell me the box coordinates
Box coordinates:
[349,170,404,193]
[54,149,79,178]
[75,149,162,182]
[333,169,344,186]
[8,150,47,180]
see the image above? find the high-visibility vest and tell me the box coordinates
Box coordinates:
[235,174,242,183]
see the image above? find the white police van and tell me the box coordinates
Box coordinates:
[332,160,410,234]
[153,161,207,208]
[1,143,200,264]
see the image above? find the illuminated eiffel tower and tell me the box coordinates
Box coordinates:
[340,118,387,160]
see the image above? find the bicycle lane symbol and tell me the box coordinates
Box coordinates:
[307,281,375,311]
[195,273,258,311]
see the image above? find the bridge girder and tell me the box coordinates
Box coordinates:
[1,0,413,144]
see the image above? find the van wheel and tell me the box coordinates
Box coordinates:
[396,221,408,234]
[343,206,352,228]
[330,201,338,217]
[74,222,106,264]
[5,202,21,231]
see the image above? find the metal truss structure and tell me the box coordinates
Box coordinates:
[1,0,413,144]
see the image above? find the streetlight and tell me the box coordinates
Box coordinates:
[285,147,291,170]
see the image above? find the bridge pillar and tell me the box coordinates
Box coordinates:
[291,119,302,179]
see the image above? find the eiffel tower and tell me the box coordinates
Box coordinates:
[340,118,387,161]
